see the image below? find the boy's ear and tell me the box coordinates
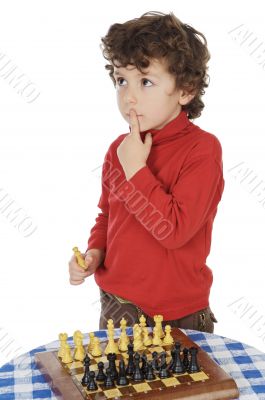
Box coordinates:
[179,88,196,106]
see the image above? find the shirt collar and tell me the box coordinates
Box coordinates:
[129,110,192,146]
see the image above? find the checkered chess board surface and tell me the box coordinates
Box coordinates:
[58,344,209,399]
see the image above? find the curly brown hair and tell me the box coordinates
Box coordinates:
[100,11,210,120]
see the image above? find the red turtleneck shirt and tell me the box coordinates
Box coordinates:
[87,110,225,320]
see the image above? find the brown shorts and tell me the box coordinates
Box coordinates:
[99,288,218,333]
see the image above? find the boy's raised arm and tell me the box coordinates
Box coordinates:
[124,137,225,250]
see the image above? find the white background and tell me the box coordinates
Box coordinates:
[1,0,265,367]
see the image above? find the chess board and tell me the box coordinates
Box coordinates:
[35,328,239,400]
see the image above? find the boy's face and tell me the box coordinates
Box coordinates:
[113,58,194,131]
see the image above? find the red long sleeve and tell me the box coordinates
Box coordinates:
[125,138,224,249]
[87,150,111,252]
[87,111,225,319]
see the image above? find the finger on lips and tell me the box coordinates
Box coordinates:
[129,109,137,123]
[129,110,140,133]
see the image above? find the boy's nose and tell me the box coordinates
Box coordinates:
[126,96,137,104]
[125,88,138,104]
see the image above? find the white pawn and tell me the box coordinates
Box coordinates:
[133,324,141,343]
[163,325,174,345]
[75,337,85,361]
[58,333,68,358]
[152,326,162,346]
[133,323,140,336]
[119,330,129,352]
[73,330,83,345]
[73,330,84,358]
[133,325,145,352]
[87,332,96,354]
[91,337,102,357]
[142,327,152,346]
[62,343,73,364]
[105,330,119,355]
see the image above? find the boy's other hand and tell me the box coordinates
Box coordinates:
[68,248,103,285]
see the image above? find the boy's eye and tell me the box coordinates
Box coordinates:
[142,78,153,86]
[115,77,153,87]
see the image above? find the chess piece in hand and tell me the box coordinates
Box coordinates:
[69,248,105,285]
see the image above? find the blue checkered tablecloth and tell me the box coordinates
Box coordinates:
[0,328,265,399]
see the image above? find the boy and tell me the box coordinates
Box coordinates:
[69,11,224,333]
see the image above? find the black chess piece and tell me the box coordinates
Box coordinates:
[188,347,200,373]
[133,352,144,382]
[141,354,148,376]
[96,361,106,382]
[169,348,176,371]
[81,354,91,385]
[171,342,185,374]
[158,352,170,379]
[87,371,98,391]
[151,351,159,371]
[126,343,135,376]
[182,347,189,370]
[107,353,118,380]
[159,352,167,367]
[159,363,171,379]
[145,361,156,381]
[174,342,181,351]
[104,367,115,388]
[117,359,129,386]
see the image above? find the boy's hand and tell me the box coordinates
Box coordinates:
[117,109,152,180]
[68,248,103,285]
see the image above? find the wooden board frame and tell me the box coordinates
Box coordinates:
[35,328,239,400]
